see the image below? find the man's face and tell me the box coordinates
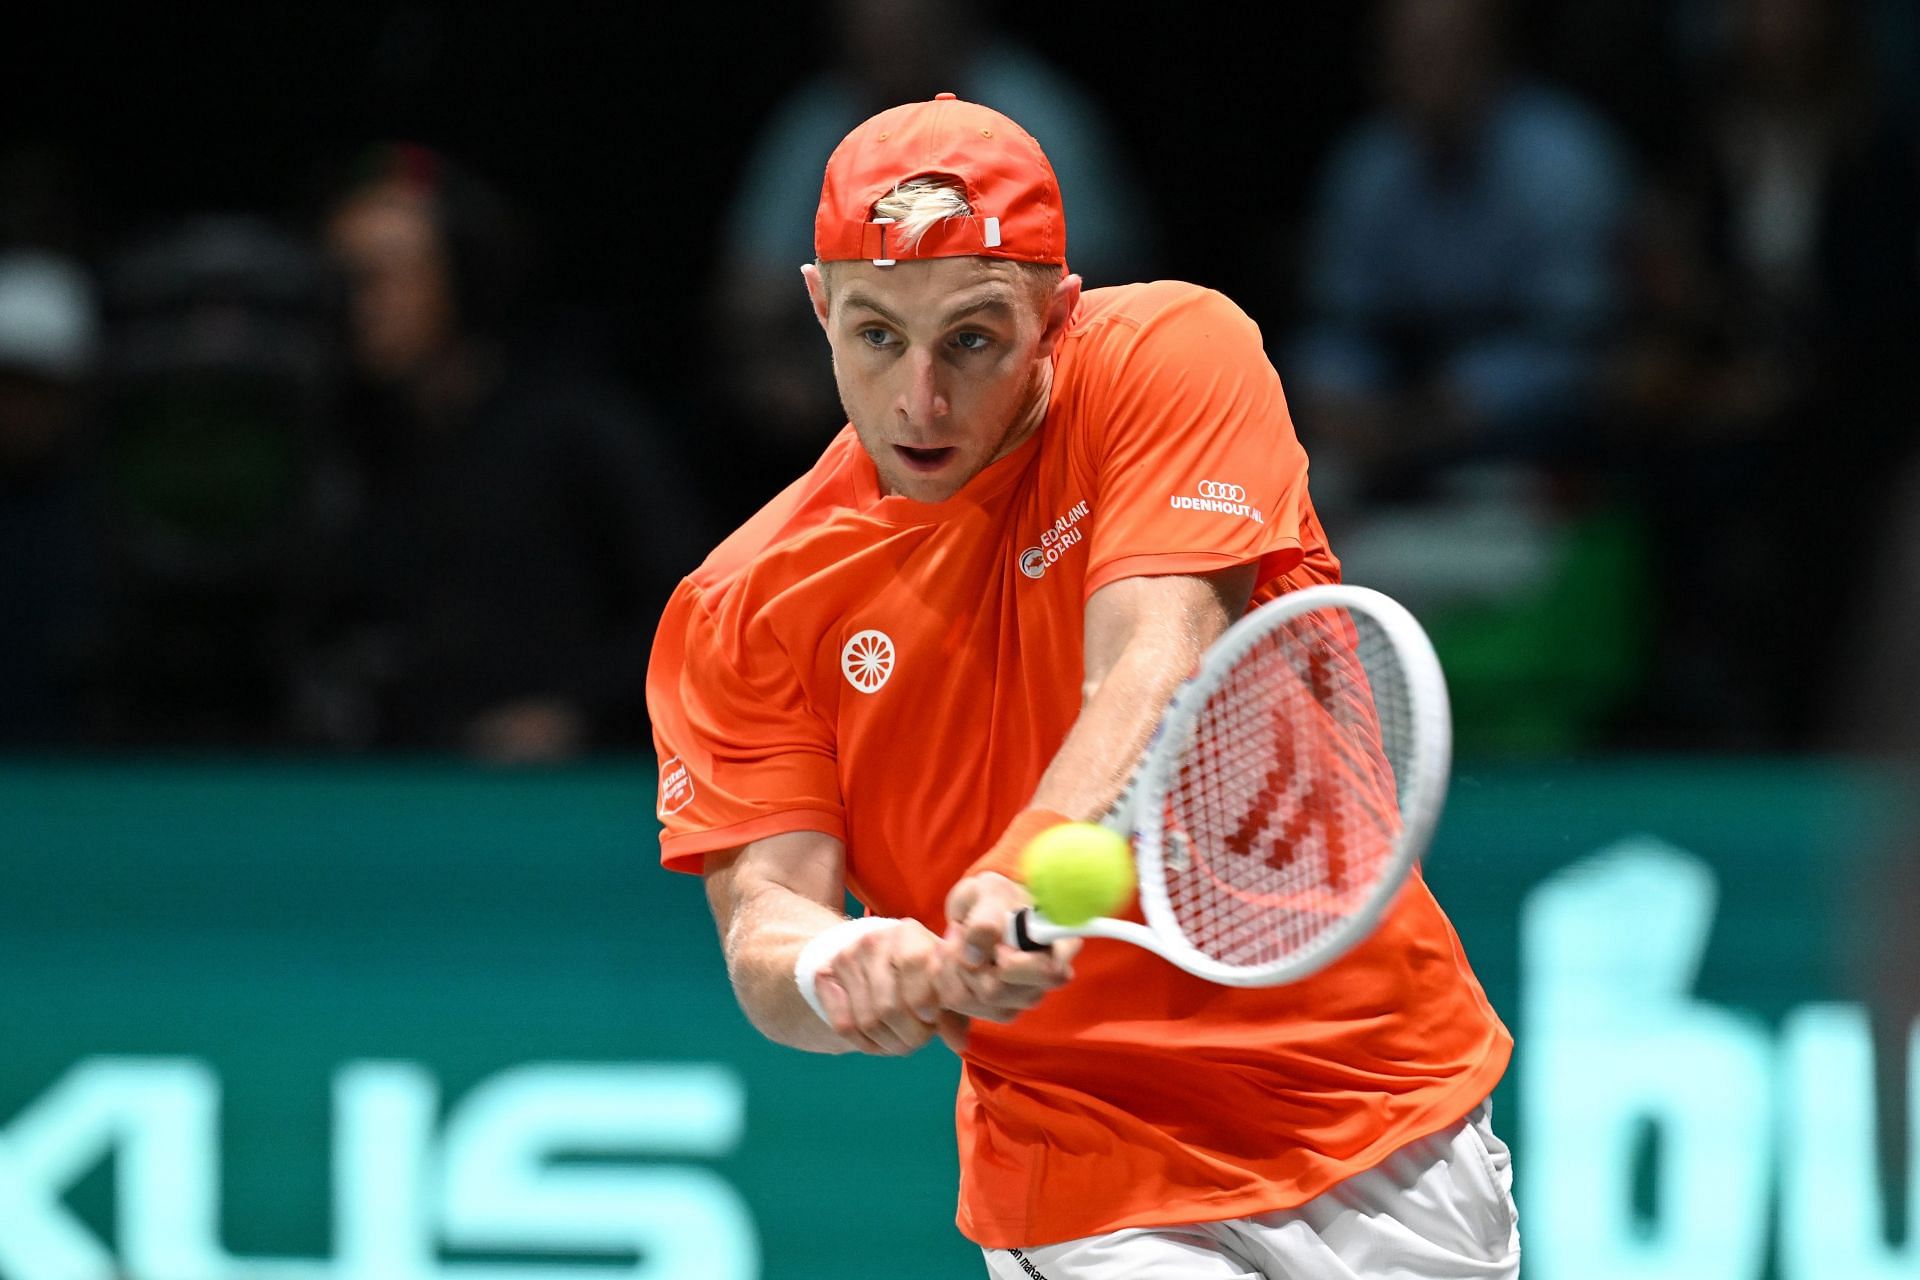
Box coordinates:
[806,256,1075,503]
[327,183,457,382]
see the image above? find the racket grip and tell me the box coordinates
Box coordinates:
[1007,908,1052,952]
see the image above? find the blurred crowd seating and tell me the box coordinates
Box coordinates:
[0,0,1913,762]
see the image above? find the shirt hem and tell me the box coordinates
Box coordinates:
[1085,543,1303,600]
[955,1032,1514,1249]
[658,809,847,875]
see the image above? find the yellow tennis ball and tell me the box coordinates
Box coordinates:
[1021,822,1135,926]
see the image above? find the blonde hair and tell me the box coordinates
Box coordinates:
[821,175,1063,304]
[871,176,975,252]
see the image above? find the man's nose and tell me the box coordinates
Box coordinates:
[897,348,950,426]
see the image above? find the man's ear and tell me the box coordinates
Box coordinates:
[1035,273,1083,358]
[801,263,831,332]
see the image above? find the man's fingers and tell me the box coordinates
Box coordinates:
[944,883,977,925]
[933,954,1054,1020]
[884,934,948,1034]
[945,872,1028,970]
[959,900,1017,969]
[939,938,1075,998]
[816,972,851,1028]
[864,954,939,1049]
[895,955,939,1023]
[943,877,985,931]
[822,931,944,1056]
[816,905,1071,1047]
[991,938,1079,987]
[815,975,891,1055]
[931,957,975,1012]
[825,952,913,1054]
[873,1018,935,1056]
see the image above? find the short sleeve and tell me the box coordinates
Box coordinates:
[1079,286,1313,596]
[645,581,844,874]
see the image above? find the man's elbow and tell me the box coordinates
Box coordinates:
[724,940,854,1056]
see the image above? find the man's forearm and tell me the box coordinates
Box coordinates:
[1028,568,1254,823]
[941,572,1254,982]
[708,832,958,1058]
[720,881,864,1054]
[1028,630,1199,821]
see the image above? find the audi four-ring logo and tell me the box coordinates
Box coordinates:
[1197,480,1247,502]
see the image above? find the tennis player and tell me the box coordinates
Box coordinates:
[647,94,1518,1278]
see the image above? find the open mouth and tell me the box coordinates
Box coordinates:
[894,445,958,474]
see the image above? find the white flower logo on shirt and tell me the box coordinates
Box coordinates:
[841,630,896,693]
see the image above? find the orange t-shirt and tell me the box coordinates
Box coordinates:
[647,281,1512,1248]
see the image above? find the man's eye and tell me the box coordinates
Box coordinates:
[954,332,990,351]
[858,328,894,349]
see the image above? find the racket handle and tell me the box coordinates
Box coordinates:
[1007,908,1052,952]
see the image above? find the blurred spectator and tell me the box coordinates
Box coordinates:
[0,251,105,745]
[1617,0,1920,746]
[706,0,1154,524]
[1291,0,1630,495]
[1286,0,1642,754]
[303,145,707,762]
[91,215,337,744]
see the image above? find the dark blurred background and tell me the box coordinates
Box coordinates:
[2,0,1916,764]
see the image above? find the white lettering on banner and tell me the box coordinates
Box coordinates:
[1521,837,1920,1280]
[0,1059,759,1280]
[1780,1006,1920,1279]
[0,1058,216,1280]
[1170,480,1263,525]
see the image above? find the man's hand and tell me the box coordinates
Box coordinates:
[811,920,970,1056]
[937,872,1079,1027]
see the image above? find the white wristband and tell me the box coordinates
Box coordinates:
[794,916,907,1024]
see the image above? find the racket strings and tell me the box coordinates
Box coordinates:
[1159,607,1414,970]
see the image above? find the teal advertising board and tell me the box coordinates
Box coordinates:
[0,760,1911,1278]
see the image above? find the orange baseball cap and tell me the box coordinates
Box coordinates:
[814,92,1066,267]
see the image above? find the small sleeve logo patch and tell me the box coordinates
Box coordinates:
[658,756,696,817]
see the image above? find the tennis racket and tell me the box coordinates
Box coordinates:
[1006,583,1451,987]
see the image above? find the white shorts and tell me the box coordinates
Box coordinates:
[982,1100,1519,1280]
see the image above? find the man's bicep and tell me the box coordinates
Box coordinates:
[702,829,848,937]
[1081,565,1257,696]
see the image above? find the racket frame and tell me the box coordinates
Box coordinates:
[1013,584,1452,987]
